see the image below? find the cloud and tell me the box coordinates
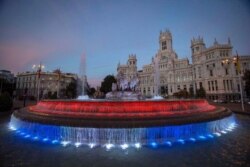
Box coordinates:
[0,34,80,73]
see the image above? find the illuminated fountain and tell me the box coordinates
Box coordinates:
[77,53,89,100]
[9,75,236,149]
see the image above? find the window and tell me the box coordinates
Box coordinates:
[199,82,203,88]
[223,80,226,90]
[215,80,218,91]
[213,63,215,67]
[230,80,233,90]
[235,69,238,75]
[162,41,167,50]
[226,80,229,91]
[210,70,213,77]
[198,67,201,78]
[211,81,214,91]
[208,81,210,91]
[194,68,196,79]
[177,85,180,90]
[225,69,228,75]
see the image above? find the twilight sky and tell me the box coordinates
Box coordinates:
[0,0,250,87]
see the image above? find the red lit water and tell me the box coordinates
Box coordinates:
[29,99,215,119]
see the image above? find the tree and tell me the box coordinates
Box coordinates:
[196,87,206,98]
[65,82,77,98]
[87,87,96,97]
[0,78,15,97]
[173,89,189,98]
[85,82,91,95]
[0,92,13,112]
[243,70,250,98]
[48,91,57,99]
[100,75,117,94]
[189,87,194,98]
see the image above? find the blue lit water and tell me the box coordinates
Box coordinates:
[9,114,236,148]
[1,113,250,167]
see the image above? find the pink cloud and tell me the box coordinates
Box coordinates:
[0,35,80,74]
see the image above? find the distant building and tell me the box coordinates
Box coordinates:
[0,70,15,83]
[16,71,78,99]
[117,29,250,100]
[117,54,138,81]
[0,69,16,95]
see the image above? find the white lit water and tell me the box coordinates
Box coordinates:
[1,114,250,167]
[9,114,236,149]
[151,95,164,100]
[77,95,90,100]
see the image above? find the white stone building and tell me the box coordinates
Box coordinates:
[117,30,250,100]
[117,54,137,81]
[16,71,77,99]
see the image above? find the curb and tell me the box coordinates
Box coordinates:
[233,111,250,116]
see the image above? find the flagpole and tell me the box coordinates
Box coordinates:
[33,62,45,102]
[37,74,40,102]
[57,68,61,99]
[239,74,245,111]
[37,62,41,102]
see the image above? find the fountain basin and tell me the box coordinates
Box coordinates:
[9,99,236,148]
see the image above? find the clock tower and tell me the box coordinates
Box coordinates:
[159,29,173,52]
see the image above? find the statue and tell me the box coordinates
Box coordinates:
[106,71,143,100]
[129,75,139,91]
[112,83,117,92]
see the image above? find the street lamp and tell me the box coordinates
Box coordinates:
[54,68,61,99]
[32,63,45,102]
[221,53,244,111]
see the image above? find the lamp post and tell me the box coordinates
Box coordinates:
[32,63,45,102]
[221,53,244,111]
[54,68,61,99]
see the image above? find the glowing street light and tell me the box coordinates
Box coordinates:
[54,68,61,99]
[221,51,244,111]
[32,63,45,102]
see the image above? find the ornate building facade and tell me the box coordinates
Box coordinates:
[117,30,250,100]
[16,71,77,99]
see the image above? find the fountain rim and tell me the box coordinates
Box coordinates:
[12,106,232,128]
[39,98,209,102]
